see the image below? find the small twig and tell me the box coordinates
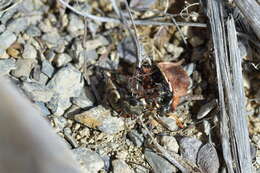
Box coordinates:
[0,0,22,13]
[57,0,207,27]
[138,115,189,173]
[123,0,142,68]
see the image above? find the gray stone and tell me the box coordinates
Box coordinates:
[34,102,50,116]
[74,105,124,134]
[11,59,36,79]
[0,59,16,76]
[42,31,66,49]
[77,50,98,68]
[41,60,54,78]
[22,44,37,59]
[85,36,109,51]
[98,116,124,134]
[127,130,144,147]
[46,94,72,116]
[26,25,42,37]
[47,64,83,98]
[179,137,203,163]
[7,17,30,34]
[144,149,177,173]
[53,116,68,132]
[160,136,179,153]
[54,53,72,67]
[67,13,84,36]
[46,64,83,115]
[197,143,220,173]
[0,31,17,49]
[72,86,95,108]
[73,148,104,173]
[112,159,134,173]
[159,116,179,131]
[21,81,54,102]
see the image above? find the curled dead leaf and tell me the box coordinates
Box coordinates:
[157,61,190,110]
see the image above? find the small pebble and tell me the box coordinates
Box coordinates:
[47,64,84,99]
[0,58,16,76]
[112,159,134,173]
[0,30,17,50]
[197,143,220,173]
[179,137,203,163]
[41,59,55,78]
[197,99,217,119]
[22,43,37,59]
[73,147,104,173]
[11,58,36,79]
[159,116,179,131]
[54,53,72,67]
[144,149,177,173]
[160,136,179,153]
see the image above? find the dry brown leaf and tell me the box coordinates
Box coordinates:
[157,61,190,110]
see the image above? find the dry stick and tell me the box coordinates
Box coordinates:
[0,0,22,13]
[57,0,207,27]
[137,115,189,173]
[109,0,141,68]
[123,0,142,68]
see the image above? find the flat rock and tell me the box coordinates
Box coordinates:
[22,43,37,59]
[72,86,95,108]
[160,136,179,153]
[0,31,17,50]
[127,130,144,147]
[197,143,220,173]
[112,159,134,173]
[144,149,177,173]
[73,147,104,173]
[47,64,83,99]
[0,59,16,76]
[74,105,124,134]
[11,58,36,79]
[21,81,54,102]
[179,137,203,163]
